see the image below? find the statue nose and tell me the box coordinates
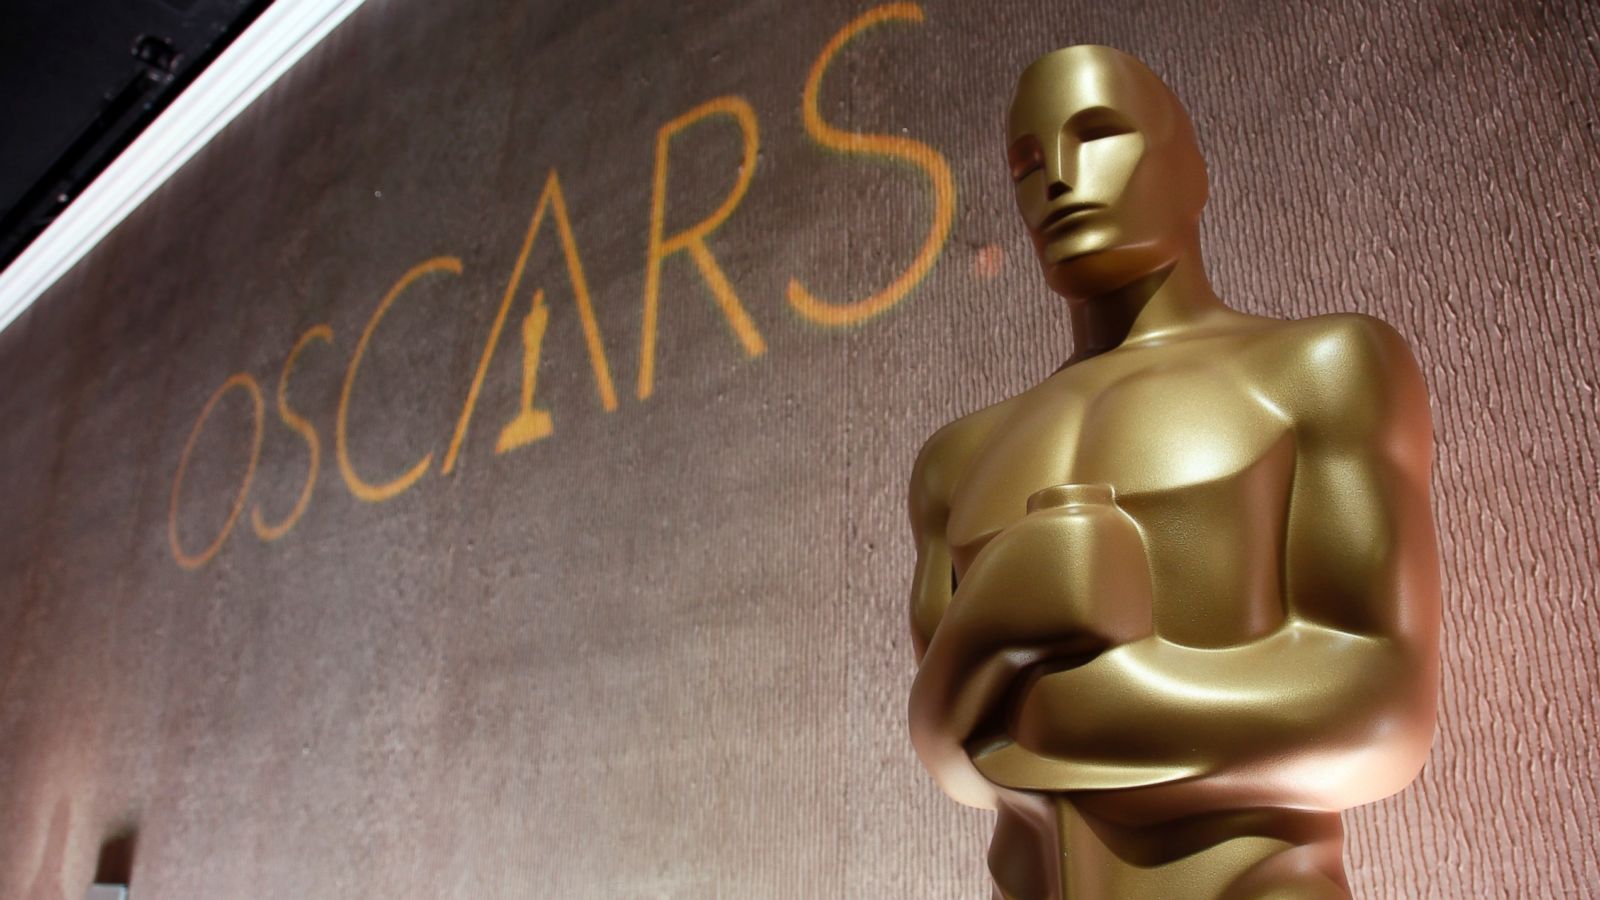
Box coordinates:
[1043,136,1072,198]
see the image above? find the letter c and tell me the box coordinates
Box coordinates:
[337,256,463,503]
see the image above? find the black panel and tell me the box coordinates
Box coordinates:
[0,0,271,267]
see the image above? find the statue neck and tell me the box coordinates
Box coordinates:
[1065,239,1226,364]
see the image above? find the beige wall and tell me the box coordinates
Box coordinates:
[1,0,1596,896]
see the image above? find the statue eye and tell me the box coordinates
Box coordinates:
[1069,106,1136,143]
[1079,121,1133,142]
[1009,142,1042,183]
[1012,158,1041,183]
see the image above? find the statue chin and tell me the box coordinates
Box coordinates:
[1040,241,1178,302]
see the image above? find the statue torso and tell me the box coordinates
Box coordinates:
[943,315,1319,648]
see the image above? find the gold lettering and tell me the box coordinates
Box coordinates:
[638,96,765,399]
[337,257,462,502]
[169,373,264,570]
[443,170,618,474]
[789,3,955,326]
[252,324,333,541]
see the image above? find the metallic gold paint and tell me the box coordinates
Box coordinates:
[907,46,1441,900]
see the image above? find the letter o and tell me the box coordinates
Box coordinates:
[169,372,264,570]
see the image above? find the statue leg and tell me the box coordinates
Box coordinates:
[1218,833,1351,900]
[1032,796,1350,900]
[988,791,1064,900]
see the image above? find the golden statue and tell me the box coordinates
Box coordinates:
[906,46,1442,899]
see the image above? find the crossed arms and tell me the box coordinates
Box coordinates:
[906,316,1442,819]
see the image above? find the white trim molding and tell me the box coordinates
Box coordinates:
[0,0,368,336]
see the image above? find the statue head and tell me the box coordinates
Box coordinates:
[1009,46,1208,300]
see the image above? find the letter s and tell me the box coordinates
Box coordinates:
[788,3,956,327]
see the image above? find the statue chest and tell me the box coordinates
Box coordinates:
[945,358,1295,644]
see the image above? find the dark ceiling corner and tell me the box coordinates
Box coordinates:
[0,0,275,270]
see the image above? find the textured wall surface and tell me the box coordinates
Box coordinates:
[0,0,1596,897]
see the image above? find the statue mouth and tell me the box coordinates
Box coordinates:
[1038,202,1102,237]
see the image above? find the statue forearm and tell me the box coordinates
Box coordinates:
[908,485,1160,809]
[909,537,953,662]
[985,620,1437,812]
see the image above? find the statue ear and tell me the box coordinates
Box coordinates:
[1179,144,1209,221]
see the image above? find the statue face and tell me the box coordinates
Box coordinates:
[1009,46,1206,298]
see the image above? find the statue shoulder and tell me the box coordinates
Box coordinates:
[1267,313,1431,450]
[909,396,1021,527]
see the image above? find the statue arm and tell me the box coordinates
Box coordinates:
[908,399,1020,660]
[1005,316,1442,815]
[908,422,962,662]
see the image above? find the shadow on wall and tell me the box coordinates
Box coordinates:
[24,798,138,900]
[94,823,137,887]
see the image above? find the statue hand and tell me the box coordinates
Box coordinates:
[908,484,1154,807]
